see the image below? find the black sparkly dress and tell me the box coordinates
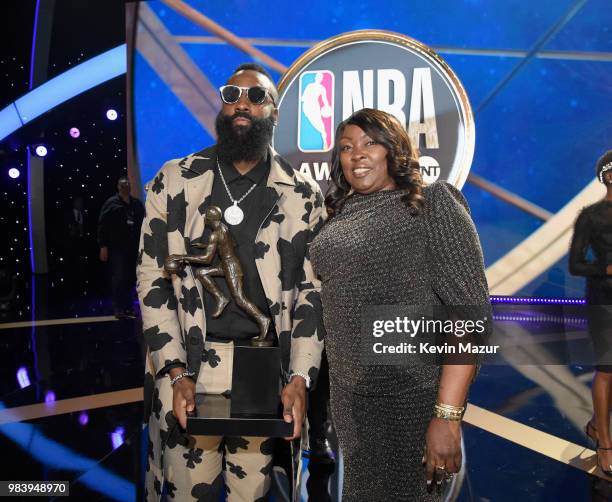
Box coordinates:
[569,199,612,369]
[309,182,490,501]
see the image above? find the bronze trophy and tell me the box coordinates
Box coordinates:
[164,206,272,347]
[163,206,291,437]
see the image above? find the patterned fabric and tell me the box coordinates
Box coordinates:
[138,145,325,500]
[162,434,273,502]
[196,341,233,395]
[144,342,273,501]
[310,182,490,500]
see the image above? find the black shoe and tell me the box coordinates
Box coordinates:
[308,437,335,464]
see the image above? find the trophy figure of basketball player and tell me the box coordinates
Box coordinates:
[164,206,272,346]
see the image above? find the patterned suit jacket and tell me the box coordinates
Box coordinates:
[137,145,325,427]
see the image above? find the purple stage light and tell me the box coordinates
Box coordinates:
[69,127,80,138]
[34,145,47,157]
[45,390,56,405]
[493,314,587,325]
[111,426,125,449]
[8,168,20,179]
[16,367,30,388]
[490,296,586,305]
[78,411,89,426]
[106,109,117,121]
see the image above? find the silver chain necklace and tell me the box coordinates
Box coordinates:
[216,157,258,225]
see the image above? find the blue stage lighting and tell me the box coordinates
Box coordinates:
[0,44,126,141]
[34,145,47,157]
[78,412,89,426]
[44,390,55,405]
[16,367,30,387]
[111,427,125,449]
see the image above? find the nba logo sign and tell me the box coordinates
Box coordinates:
[298,70,334,152]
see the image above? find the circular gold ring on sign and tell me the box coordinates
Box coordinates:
[276,29,475,190]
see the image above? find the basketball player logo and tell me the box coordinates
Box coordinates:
[297,70,334,152]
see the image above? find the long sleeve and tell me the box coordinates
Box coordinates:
[288,186,326,386]
[424,182,491,367]
[425,182,490,306]
[136,166,187,376]
[569,210,606,277]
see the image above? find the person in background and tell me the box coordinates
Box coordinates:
[67,195,86,240]
[570,150,612,476]
[63,195,89,291]
[98,176,144,319]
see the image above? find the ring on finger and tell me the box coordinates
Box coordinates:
[435,465,446,470]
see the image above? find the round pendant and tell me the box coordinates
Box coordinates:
[224,203,244,225]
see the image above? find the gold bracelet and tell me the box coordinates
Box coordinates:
[433,402,465,421]
[435,403,465,414]
[433,407,462,421]
[436,402,465,413]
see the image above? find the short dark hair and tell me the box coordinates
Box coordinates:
[230,63,278,105]
[231,63,273,82]
[596,150,612,182]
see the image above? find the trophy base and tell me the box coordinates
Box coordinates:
[250,338,275,347]
[187,345,291,437]
[188,394,293,437]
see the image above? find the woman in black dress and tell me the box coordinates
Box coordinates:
[309,109,490,501]
[569,150,612,475]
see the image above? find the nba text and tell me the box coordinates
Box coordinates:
[342,68,439,150]
[298,68,442,183]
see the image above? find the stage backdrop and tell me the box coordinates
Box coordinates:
[131,0,612,299]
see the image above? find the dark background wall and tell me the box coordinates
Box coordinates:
[1,0,128,319]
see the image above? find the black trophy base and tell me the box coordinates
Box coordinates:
[188,394,293,437]
[187,345,293,437]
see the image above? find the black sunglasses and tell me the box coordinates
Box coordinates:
[219,85,275,106]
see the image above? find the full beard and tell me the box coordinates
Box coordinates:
[215,112,275,164]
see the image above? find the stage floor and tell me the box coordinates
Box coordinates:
[1,279,611,501]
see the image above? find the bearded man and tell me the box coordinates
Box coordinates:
[137,63,325,501]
